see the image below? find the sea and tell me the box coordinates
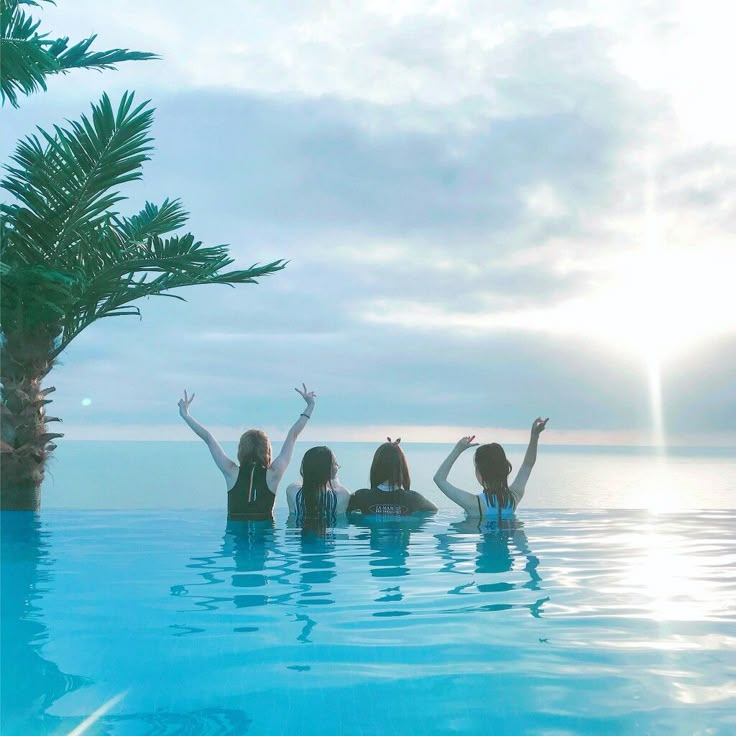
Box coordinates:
[42,441,735,511]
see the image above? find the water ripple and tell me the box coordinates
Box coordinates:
[1,509,735,735]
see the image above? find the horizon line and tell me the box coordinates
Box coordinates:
[56,423,736,448]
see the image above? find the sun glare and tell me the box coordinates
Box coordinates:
[580,244,736,362]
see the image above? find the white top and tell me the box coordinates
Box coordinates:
[376,483,401,492]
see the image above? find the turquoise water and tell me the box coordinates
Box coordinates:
[3,509,735,735]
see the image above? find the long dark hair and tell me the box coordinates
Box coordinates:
[298,446,337,521]
[474,443,515,519]
[370,441,410,490]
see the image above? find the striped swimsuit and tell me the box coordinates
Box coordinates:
[295,486,338,523]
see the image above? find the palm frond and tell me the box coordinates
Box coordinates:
[0,0,156,107]
[1,91,287,356]
[2,92,154,263]
[114,199,189,242]
[49,34,157,73]
[0,262,75,335]
[0,4,56,106]
[53,225,286,353]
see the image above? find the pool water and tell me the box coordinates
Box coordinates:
[2,509,735,735]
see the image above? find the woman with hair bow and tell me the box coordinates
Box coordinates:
[347,438,437,516]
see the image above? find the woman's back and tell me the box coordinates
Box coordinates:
[476,489,516,520]
[433,420,547,518]
[227,462,275,520]
[353,440,438,517]
[347,485,436,516]
[287,482,351,518]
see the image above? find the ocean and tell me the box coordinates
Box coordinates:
[42,441,735,511]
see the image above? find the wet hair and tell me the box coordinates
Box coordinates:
[370,441,410,491]
[237,429,272,467]
[298,446,337,521]
[474,443,515,518]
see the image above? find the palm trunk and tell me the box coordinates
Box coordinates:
[0,331,62,510]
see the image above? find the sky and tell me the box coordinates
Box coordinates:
[2,0,735,446]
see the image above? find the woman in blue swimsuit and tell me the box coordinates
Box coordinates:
[433,417,548,520]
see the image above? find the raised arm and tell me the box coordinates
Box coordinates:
[510,417,548,503]
[267,383,316,491]
[178,391,238,488]
[433,436,479,514]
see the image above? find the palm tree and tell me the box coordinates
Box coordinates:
[0,92,286,509]
[1,0,157,107]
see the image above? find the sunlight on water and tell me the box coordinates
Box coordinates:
[621,518,727,622]
[65,691,128,736]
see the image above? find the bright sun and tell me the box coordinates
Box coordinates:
[564,244,736,362]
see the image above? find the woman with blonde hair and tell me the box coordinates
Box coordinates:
[178,383,316,520]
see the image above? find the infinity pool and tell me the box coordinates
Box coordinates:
[3,510,735,735]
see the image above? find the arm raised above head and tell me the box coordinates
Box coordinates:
[510,417,548,503]
[178,390,238,484]
[267,383,316,491]
[433,436,479,514]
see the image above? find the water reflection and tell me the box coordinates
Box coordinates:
[1,514,256,735]
[284,516,349,608]
[435,518,549,617]
[351,516,429,579]
[0,513,88,735]
[86,707,253,733]
[170,520,287,615]
[347,517,428,618]
[170,518,349,641]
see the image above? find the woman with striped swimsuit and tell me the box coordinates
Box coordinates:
[286,446,351,523]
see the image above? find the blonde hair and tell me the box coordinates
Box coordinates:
[237,429,271,467]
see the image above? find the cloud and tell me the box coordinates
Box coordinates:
[2,0,734,444]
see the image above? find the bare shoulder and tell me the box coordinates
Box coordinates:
[333,484,351,513]
[224,464,240,492]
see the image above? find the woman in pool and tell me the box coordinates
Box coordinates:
[286,446,351,522]
[433,417,548,520]
[178,383,316,520]
[347,439,438,516]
